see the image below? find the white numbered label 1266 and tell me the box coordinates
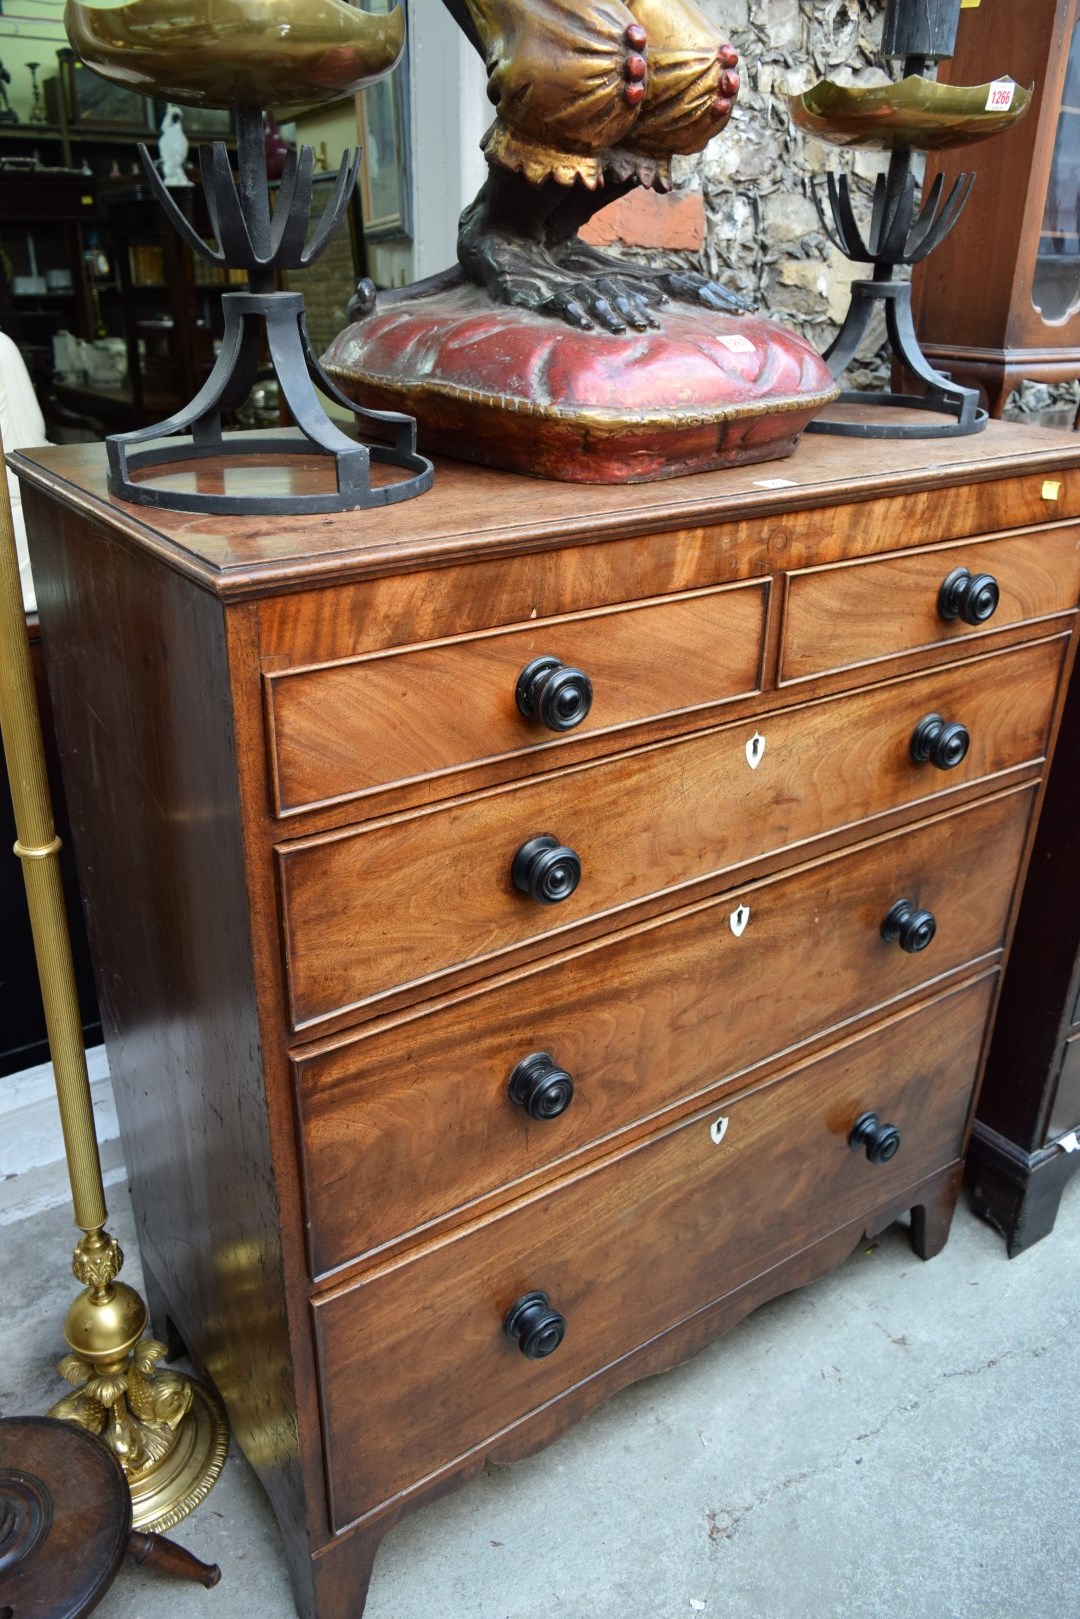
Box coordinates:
[716,333,756,355]
[986,78,1016,112]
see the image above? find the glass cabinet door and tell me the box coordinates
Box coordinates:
[1033,12,1080,322]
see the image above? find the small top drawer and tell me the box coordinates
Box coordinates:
[265,583,767,815]
[780,526,1080,683]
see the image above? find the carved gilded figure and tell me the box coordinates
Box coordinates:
[440,0,747,331]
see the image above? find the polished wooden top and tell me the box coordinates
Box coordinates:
[11,418,1080,599]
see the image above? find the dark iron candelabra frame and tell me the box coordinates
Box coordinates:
[809,72,987,441]
[107,105,433,515]
[809,0,985,439]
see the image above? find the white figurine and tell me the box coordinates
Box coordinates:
[158,104,191,188]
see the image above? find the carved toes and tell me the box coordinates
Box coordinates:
[542,274,661,335]
[655,269,754,315]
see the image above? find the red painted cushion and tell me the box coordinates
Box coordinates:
[323,281,838,483]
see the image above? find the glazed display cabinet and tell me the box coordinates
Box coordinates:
[911,0,1080,415]
[969,652,1080,1252]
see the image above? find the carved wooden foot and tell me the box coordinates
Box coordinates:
[457,167,748,333]
[302,1528,382,1619]
[909,1164,964,1259]
[968,1125,1080,1256]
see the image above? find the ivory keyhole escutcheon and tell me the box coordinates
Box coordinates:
[710,1116,730,1145]
[730,903,750,937]
[746,732,765,769]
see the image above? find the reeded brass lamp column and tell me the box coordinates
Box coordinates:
[0,425,228,1529]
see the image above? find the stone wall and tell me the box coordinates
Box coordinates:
[686,0,890,384]
[670,0,1073,414]
[588,2,893,383]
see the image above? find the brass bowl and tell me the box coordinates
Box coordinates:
[64,0,405,111]
[790,74,1032,152]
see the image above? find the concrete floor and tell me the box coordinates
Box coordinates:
[4,1169,1079,1619]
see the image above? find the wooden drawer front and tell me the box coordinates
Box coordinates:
[254,469,1080,668]
[1049,1034,1080,1142]
[297,787,1033,1274]
[279,637,1063,1028]
[265,584,767,815]
[781,526,1080,683]
[256,531,763,668]
[315,976,994,1527]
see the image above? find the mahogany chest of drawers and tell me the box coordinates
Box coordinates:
[14,422,1080,1619]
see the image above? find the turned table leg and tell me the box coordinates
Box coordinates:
[129,1529,222,1586]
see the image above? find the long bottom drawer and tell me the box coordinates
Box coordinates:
[315,973,994,1528]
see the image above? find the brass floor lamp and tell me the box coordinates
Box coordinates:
[0,421,229,1529]
[2,0,415,1555]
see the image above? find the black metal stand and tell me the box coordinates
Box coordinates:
[809,70,988,440]
[816,277,985,438]
[106,105,432,516]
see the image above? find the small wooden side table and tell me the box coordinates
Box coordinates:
[0,1416,220,1618]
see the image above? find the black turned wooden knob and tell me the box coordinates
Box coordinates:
[910,712,970,770]
[881,899,937,954]
[516,655,593,731]
[938,566,1000,626]
[507,1052,575,1119]
[504,1291,567,1359]
[511,834,581,904]
[849,1111,902,1165]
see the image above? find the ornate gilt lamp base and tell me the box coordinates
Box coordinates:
[0,427,228,1533]
[45,1231,228,1531]
[126,1382,228,1532]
